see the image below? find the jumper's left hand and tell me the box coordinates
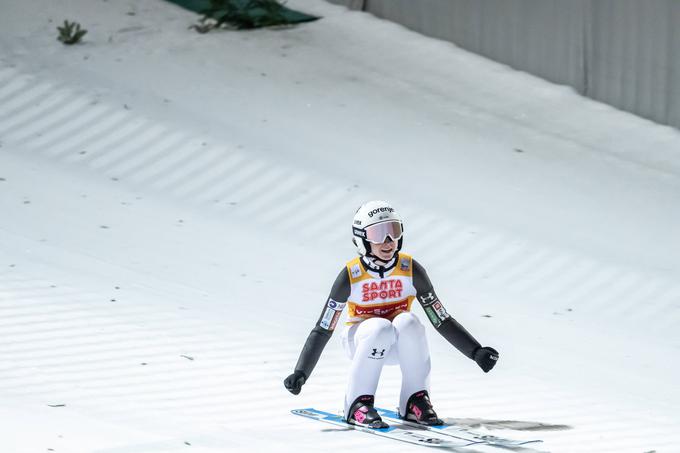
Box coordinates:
[473,347,499,373]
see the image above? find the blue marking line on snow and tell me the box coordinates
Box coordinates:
[294,408,396,432]
[375,408,446,430]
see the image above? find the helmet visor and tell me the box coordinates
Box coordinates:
[364,221,403,244]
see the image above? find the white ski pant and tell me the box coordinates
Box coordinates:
[342,312,431,417]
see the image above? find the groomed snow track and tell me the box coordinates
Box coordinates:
[1,1,680,452]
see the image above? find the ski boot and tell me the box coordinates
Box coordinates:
[347,395,389,429]
[403,390,443,426]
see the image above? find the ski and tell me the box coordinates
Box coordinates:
[292,408,483,449]
[375,407,543,448]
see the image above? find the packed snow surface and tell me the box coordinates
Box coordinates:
[1,1,679,452]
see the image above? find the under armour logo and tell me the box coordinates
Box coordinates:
[371,348,385,357]
[420,292,437,303]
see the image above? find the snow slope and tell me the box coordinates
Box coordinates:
[1,1,679,452]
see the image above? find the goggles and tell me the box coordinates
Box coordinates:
[354,220,403,244]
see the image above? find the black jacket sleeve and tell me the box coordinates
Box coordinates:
[413,259,481,359]
[293,267,350,379]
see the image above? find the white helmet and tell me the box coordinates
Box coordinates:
[352,200,404,257]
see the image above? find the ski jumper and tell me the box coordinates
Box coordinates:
[342,252,431,415]
[292,252,483,417]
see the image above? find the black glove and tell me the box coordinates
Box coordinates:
[284,370,307,395]
[473,347,499,373]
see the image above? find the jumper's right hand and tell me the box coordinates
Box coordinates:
[284,370,307,395]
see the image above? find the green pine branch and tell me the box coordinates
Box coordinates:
[57,20,88,45]
[195,0,291,31]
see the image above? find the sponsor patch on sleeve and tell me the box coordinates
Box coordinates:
[327,298,346,311]
[424,305,442,328]
[432,301,450,321]
[329,310,341,330]
[320,306,336,330]
[320,300,344,330]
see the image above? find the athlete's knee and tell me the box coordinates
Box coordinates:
[393,312,424,336]
[356,317,396,344]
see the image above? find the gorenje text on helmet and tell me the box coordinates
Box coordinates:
[367,207,395,218]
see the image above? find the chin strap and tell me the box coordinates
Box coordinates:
[361,255,397,278]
